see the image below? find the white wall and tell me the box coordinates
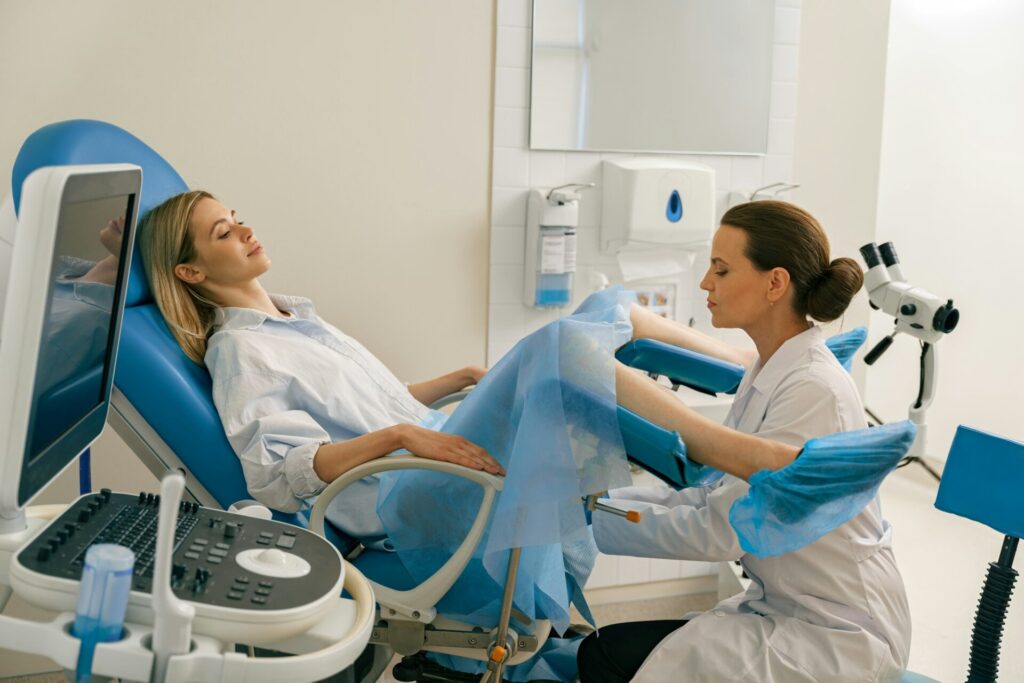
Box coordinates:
[791,0,892,391]
[867,0,1024,458]
[0,1,494,675]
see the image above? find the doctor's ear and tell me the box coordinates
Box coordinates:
[174,263,206,285]
[766,267,791,304]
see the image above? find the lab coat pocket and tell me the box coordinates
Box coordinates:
[767,618,883,683]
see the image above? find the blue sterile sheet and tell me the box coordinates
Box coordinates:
[375,287,637,635]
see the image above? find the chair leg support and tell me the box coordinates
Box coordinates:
[482,547,522,683]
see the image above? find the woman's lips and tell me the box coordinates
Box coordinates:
[248,243,263,256]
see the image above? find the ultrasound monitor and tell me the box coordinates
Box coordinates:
[0,164,140,523]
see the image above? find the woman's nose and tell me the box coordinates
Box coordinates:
[239,224,255,240]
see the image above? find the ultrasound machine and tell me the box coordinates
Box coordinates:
[0,164,374,682]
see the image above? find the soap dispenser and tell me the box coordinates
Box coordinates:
[523,184,592,308]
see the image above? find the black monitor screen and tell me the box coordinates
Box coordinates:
[25,193,135,466]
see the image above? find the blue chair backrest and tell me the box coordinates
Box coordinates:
[11,121,266,515]
[935,425,1024,539]
[825,326,867,372]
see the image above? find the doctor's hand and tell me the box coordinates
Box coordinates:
[395,424,505,476]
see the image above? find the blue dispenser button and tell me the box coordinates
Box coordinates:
[666,190,683,223]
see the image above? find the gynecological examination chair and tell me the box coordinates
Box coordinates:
[9,119,881,683]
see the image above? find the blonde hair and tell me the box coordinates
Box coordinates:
[138,190,218,364]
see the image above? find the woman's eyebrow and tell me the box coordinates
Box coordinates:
[711,257,729,267]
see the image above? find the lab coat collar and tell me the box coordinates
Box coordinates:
[213,293,317,331]
[749,324,825,396]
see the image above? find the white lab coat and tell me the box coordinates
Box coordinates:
[593,326,910,682]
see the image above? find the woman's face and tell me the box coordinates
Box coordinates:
[699,224,774,329]
[177,197,270,288]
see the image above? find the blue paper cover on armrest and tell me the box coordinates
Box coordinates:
[616,405,722,489]
[615,339,744,395]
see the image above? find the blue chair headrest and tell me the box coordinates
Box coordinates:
[824,326,867,372]
[11,119,188,307]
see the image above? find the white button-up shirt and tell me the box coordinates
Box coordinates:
[205,294,430,540]
[593,326,911,682]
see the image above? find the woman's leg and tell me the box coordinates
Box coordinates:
[576,620,688,683]
[627,303,756,367]
[615,361,796,480]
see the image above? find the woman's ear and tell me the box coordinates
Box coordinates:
[174,263,206,285]
[766,267,791,304]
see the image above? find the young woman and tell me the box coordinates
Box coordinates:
[576,201,910,683]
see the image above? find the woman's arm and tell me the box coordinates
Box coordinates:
[407,366,487,406]
[312,422,505,483]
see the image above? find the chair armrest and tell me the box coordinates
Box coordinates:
[615,339,744,395]
[428,389,472,411]
[308,456,503,623]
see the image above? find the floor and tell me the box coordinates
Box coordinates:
[3,464,1021,682]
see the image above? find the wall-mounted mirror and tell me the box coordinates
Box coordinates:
[530,0,775,155]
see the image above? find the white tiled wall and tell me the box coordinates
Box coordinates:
[489,0,802,589]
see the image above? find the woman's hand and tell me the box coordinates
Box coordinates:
[396,424,505,476]
[407,365,488,406]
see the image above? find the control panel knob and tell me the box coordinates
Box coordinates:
[900,303,917,316]
[172,563,187,582]
[37,546,51,562]
[224,522,239,539]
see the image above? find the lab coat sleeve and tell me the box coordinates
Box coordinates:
[213,370,331,513]
[607,482,713,508]
[593,477,746,562]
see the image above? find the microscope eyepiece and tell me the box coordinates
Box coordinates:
[878,242,899,267]
[859,243,882,269]
[933,299,959,334]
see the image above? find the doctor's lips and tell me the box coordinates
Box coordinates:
[707,299,717,309]
[247,242,264,257]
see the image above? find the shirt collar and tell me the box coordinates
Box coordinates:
[748,325,825,395]
[213,293,318,331]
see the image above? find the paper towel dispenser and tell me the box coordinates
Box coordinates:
[600,158,715,253]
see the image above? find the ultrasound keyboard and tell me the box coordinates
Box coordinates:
[11,489,347,642]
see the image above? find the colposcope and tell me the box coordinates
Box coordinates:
[860,241,959,480]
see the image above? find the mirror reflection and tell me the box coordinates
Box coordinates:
[530,0,775,154]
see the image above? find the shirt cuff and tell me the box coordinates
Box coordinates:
[283,440,330,499]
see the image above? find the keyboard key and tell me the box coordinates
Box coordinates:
[227,591,244,600]
[258,581,273,588]
[251,596,267,605]
[255,588,271,596]
[282,530,297,537]
[193,538,208,545]
[209,548,228,558]
[256,538,271,545]
[275,535,295,549]
[235,576,250,584]
[207,556,222,564]
[215,542,230,550]
[184,552,199,560]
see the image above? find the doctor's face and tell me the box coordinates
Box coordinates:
[699,225,772,329]
[179,197,270,288]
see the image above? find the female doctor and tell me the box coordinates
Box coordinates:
[577,201,910,683]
